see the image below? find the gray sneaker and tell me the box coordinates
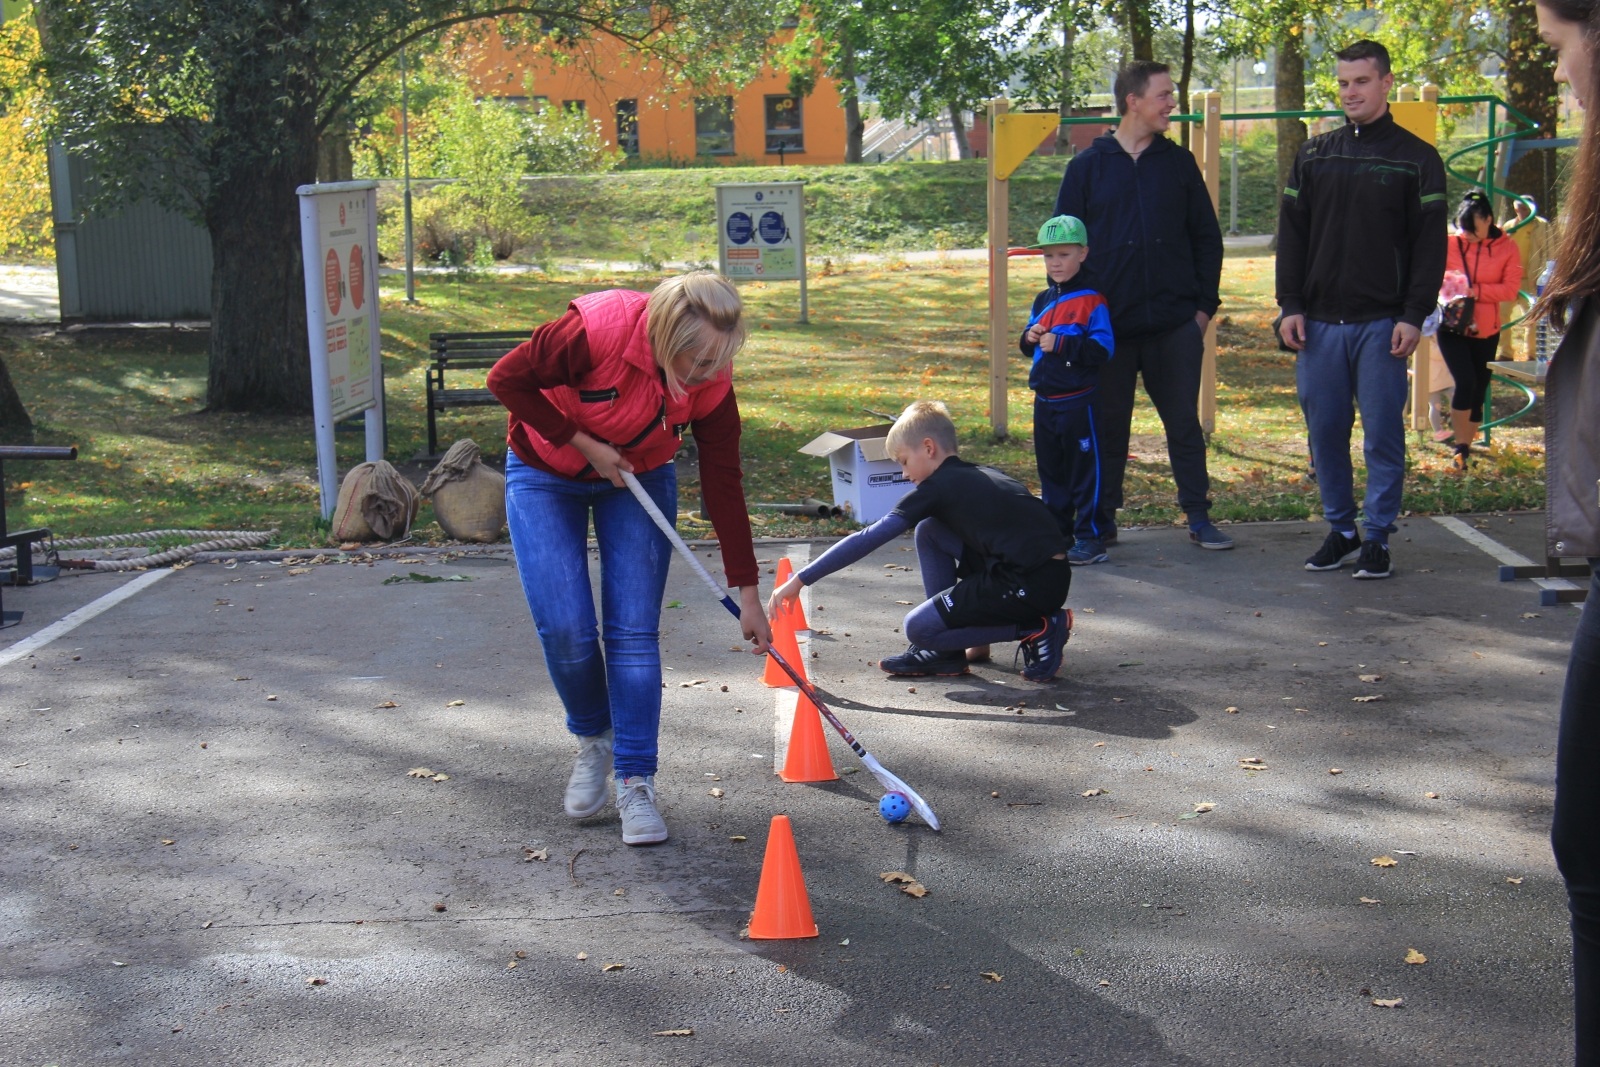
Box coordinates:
[563,729,613,818]
[616,775,668,845]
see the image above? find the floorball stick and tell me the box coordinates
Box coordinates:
[621,471,941,831]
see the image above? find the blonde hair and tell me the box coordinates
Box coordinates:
[646,271,748,397]
[885,400,959,456]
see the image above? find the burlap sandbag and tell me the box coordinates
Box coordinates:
[420,439,506,543]
[331,460,419,542]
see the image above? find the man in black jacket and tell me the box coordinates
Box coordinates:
[1054,60,1230,555]
[1276,39,1447,580]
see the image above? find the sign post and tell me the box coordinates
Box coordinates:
[296,180,387,520]
[714,181,808,323]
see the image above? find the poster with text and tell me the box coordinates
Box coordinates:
[716,182,804,281]
[314,191,378,421]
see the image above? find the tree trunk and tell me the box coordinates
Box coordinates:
[1503,0,1560,218]
[204,110,319,413]
[1178,0,1195,149]
[0,353,34,445]
[1056,6,1076,154]
[1122,0,1153,62]
[317,125,354,183]
[1273,34,1307,251]
[950,103,972,160]
[840,34,864,164]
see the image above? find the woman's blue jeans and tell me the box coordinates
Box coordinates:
[505,452,675,778]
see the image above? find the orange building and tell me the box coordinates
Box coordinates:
[469,32,849,166]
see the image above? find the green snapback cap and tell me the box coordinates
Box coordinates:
[1029,214,1088,249]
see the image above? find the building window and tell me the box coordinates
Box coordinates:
[695,97,735,156]
[562,99,586,115]
[765,95,804,153]
[615,99,640,157]
[529,95,550,112]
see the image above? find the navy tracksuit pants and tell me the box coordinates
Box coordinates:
[1033,396,1105,543]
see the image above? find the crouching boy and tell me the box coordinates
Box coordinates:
[1021,214,1115,565]
[768,400,1072,682]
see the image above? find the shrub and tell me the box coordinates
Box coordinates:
[0,18,52,260]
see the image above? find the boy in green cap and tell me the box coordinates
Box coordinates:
[1020,214,1117,565]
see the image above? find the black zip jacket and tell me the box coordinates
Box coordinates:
[1053,132,1223,341]
[1276,109,1448,328]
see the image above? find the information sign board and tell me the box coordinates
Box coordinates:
[715,181,808,322]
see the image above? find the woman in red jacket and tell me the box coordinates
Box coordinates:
[1438,191,1524,467]
[486,271,772,847]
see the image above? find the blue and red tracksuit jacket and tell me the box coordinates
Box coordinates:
[1018,282,1115,407]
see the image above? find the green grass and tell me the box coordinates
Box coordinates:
[1,254,1544,547]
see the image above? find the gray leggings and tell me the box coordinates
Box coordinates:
[902,519,1030,652]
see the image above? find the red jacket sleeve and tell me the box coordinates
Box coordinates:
[485,309,591,449]
[691,389,760,589]
[1474,238,1523,304]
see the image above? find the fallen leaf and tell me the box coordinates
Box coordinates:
[1118,661,1144,667]
[1405,949,1427,965]
[446,700,465,707]
[896,600,914,605]
[160,838,175,846]
[112,960,127,967]
[407,767,434,778]
[576,952,588,960]
[375,701,399,709]
[880,871,918,884]
[1507,877,1523,884]
[431,774,450,782]
[839,938,850,946]
[1295,708,1310,714]
[1238,757,1264,765]
[202,921,213,928]
[1093,742,1106,748]
[1372,997,1404,1008]
[1192,802,1216,813]
[1318,641,1328,647]
[1329,768,1343,775]
[1225,706,1239,714]
[709,788,725,798]
[603,963,625,972]
[433,902,447,911]
[507,961,518,969]
[515,951,526,958]
[1353,695,1384,703]
[306,976,327,986]
[524,847,549,862]
[1425,792,1440,799]
[777,964,788,972]
[266,695,277,701]
[1111,697,1123,703]
[728,836,747,842]
[287,567,312,576]
[1098,979,1111,987]
[1082,788,1106,797]
[613,889,626,897]
[1358,674,1382,683]
[1522,612,1541,619]
[1394,850,1417,855]
[1372,856,1398,867]
[1472,651,1484,658]
[1360,897,1382,905]
[900,882,929,897]
[654,1029,694,1037]
[980,971,1003,982]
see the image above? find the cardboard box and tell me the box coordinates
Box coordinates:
[797,425,913,523]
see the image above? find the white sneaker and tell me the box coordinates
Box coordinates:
[616,775,668,845]
[563,729,613,818]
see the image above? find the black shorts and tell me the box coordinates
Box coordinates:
[933,557,1071,629]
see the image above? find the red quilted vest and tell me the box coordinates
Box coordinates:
[521,289,732,478]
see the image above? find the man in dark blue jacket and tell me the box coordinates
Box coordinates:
[1054,60,1229,552]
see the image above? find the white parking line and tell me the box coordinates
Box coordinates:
[0,569,174,667]
[1431,515,1581,595]
[773,543,812,774]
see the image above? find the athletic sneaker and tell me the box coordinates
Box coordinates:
[616,775,668,845]
[1068,539,1109,566]
[1352,540,1393,580]
[879,645,970,677]
[1189,522,1235,550]
[1304,529,1362,571]
[1017,609,1072,682]
[563,728,613,818]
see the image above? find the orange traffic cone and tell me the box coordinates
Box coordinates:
[762,599,807,688]
[780,691,838,782]
[747,815,819,939]
[774,558,810,630]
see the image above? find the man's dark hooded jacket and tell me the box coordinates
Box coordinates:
[1053,131,1224,341]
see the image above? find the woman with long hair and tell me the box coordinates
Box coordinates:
[1533,2,1600,1060]
[487,272,772,847]
[1436,190,1523,466]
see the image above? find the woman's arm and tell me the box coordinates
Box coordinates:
[485,309,591,447]
[1474,241,1524,304]
[689,390,759,591]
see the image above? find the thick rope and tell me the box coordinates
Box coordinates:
[1,529,278,571]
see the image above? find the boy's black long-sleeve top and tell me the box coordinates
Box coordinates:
[1053,133,1223,341]
[1017,281,1115,402]
[1276,109,1448,328]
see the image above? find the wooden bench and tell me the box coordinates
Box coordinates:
[2,444,78,627]
[422,331,524,459]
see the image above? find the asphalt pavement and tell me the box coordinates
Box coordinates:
[0,512,1582,1066]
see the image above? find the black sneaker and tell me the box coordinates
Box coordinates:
[1304,529,1362,571]
[1352,540,1392,579]
[879,645,970,677]
[1017,610,1072,682]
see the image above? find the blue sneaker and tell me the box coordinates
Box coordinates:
[1017,609,1072,682]
[1188,522,1235,550]
[1068,539,1108,565]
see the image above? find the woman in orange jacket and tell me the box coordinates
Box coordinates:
[1437,191,1524,466]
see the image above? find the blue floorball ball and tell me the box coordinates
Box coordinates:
[879,791,912,823]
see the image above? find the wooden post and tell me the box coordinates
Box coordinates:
[1194,91,1222,433]
[987,98,1010,440]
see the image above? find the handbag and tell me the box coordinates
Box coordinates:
[1438,237,1478,336]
